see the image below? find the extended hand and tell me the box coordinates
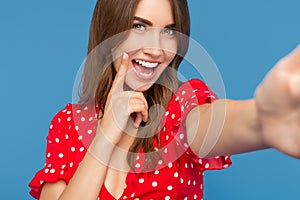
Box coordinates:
[255,45,300,158]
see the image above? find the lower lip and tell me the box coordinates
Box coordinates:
[132,62,158,81]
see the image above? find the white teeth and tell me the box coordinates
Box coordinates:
[135,59,159,68]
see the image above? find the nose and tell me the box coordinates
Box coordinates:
[142,30,163,57]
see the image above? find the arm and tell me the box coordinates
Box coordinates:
[186,99,266,158]
[40,53,148,200]
[186,45,300,159]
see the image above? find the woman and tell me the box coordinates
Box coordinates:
[29,0,300,199]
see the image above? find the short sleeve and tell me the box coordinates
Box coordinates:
[175,79,232,171]
[29,104,71,199]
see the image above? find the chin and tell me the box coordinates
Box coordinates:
[126,82,154,92]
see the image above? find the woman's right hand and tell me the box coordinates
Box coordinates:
[98,53,149,145]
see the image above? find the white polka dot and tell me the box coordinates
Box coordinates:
[165,111,169,116]
[185,163,188,168]
[61,164,66,169]
[47,152,51,158]
[67,111,71,114]
[180,178,184,184]
[134,198,139,200]
[193,180,196,186]
[181,105,185,111]
[167,185,173,191]
[199,159,203,164]
[182,90,186,95]
[194,194,197,199]
[50,169,55,174]
[44,169,49,173]
[67,117,71,121]
[135,163,141,168]
[60,171,64,175]
[191,163,194,168]
[166,135,169,140]
[80,147,85,152]
[62,109,67,113]
[81,117,86,122]
[174,172,179,178]
[152,181,158,187]
[139,178,144,184]
[58,118,61,123]
[123,196,127,199]
[224,164,229,168]
[87,130,93,134]
[180,133,184,139]
[65,134,69,140]
[175,96,180,101]
[154,170,159,175]
[70,162,74,167]
[76,110,81,114]
[58,153,64,158]
[184,143,189,148]
[165,196,170,200]
[50,124,53,129]
[40,180,44,185]
[84,106,88,110]
[188,180,191,185]
[71,147,75,152]
[164,148,168,154]
[47,164,52,167]
[200,184,203,189]
[205,163,210,169]
[192,94,197,99]
[55,138,60,143]
[171,114,175,119]
[75,126,79,131]
[78,136,83,140]
[131,192,135,197]
[168,162,173,168]
[184,197,188,200]
[158,160,163,165]
[89,117,94,121]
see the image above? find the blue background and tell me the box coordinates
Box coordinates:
[1,0,299,199]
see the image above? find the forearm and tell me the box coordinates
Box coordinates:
[187,99,269,158]
[43,133,115,200]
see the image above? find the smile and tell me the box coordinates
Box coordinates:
[132,59,160,79]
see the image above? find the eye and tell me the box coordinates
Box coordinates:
[133,24,146,32]
[161,28,176,37]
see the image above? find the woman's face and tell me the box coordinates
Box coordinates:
[112,0,177,91]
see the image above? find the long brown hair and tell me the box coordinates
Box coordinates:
[79,0,190,169]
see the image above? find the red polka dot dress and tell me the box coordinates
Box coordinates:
[29,79,232,199]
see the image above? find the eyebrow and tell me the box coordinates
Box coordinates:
[133,16,175,28]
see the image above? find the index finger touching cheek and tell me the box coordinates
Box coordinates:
[111,52,130,93]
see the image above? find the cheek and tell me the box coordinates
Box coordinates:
[113,57,122,72]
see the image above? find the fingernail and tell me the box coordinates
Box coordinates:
[134,123,139,129]
[123,52,128,59]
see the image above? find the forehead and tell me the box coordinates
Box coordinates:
[134,0,174,26]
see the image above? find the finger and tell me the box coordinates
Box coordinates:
[120,91,149,110]
[289,44,300,65]
[289,75,300,98]
[110,52,130,93]
[128,103,149,122]
[134,113,143,128]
